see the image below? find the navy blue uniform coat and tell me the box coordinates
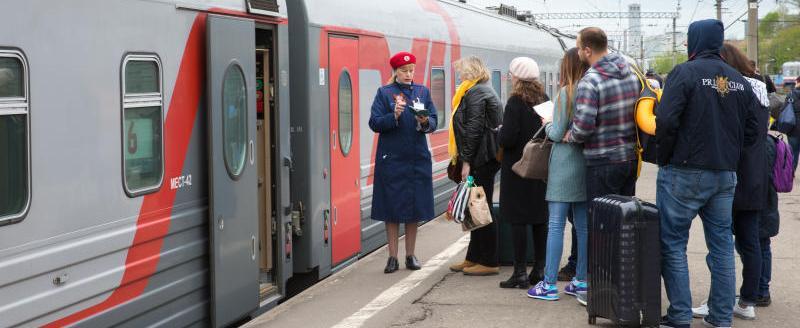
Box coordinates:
[369,82,438,223]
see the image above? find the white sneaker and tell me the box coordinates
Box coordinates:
[733,302,756,320]
[692,301,709,318]
[576,291,587,306]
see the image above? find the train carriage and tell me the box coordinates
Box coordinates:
[0,0,566,327]
[288,0,565,280]
[781,61,800,88]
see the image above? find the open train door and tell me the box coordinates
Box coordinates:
[207,14,258,327]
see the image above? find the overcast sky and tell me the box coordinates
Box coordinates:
[464,0,790,40]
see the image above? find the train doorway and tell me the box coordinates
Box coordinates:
[255,27,280,301]
[206,15,259,328]
[328,35,361,266]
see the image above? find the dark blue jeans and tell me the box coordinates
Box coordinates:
[789,135,800,172]
[657,166,737,327]
[759,237,772,298]
[734,210,762,305]
[586,160,638,201]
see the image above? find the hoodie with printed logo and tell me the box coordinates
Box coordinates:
[655,19,759,171]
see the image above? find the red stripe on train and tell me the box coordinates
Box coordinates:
[418,0,461,93]
[44,13,207,327]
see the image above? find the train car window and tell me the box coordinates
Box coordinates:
[125,61,159,94]
[430,68,446,129]
[0,57,23,97]
[122,55,164,196]
[338,70,353,156]
[0,50,30,225]
[491,70,501,99]
[222,64,248,179]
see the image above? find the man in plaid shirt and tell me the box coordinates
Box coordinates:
[566,27,640,201]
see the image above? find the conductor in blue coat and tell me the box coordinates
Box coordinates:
[369,52,438,274]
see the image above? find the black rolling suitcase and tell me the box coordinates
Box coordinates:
[587,195,661,327]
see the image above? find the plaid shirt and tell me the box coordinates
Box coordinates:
[568,53,640,166]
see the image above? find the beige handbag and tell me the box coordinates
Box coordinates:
[462,185,492,231]
[512,126,552,180]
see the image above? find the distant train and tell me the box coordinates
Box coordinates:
[0,0,567,327]
[782,61,800,88]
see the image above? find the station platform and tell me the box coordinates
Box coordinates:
[244,164,799,328]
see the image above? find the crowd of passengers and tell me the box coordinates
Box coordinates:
[367,19,790,328]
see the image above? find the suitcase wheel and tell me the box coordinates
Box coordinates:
[588,316,596,325]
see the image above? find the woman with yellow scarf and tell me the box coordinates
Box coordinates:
[447,56,503,276]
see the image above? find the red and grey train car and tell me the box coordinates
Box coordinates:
[0,0,564,327]
[287,0,565,281]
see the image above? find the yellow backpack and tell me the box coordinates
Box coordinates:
[629,66,663,176]
[632,70,662,136]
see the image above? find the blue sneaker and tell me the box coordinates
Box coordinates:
[659,316,690,328]
[527,281,559,301]
[564,278,588,296]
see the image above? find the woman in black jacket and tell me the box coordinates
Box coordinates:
[496,57,549,288]
[447,56,503,276]
[702,43,770,319]
[728,44,771,319]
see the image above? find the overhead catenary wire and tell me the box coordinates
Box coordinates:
[725,10,749,30]
[688,0,704,22]
[482,0,768,44]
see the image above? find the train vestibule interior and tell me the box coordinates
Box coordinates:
[255,27,279,301]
